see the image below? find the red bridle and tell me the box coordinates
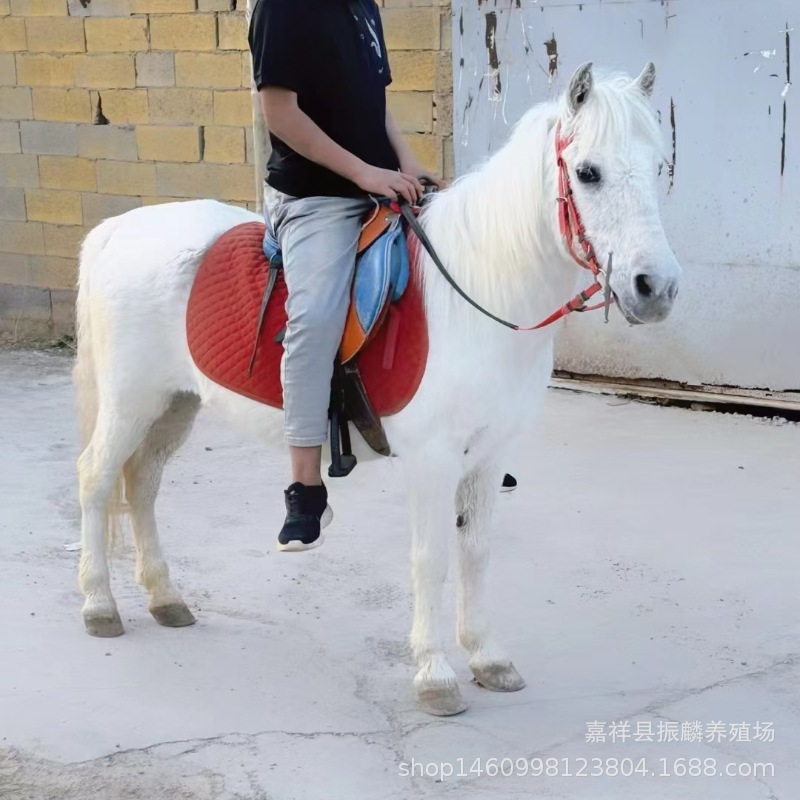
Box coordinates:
[517,121,612,330]
[392,120,613,331]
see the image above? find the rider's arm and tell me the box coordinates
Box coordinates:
[260,89,367,185]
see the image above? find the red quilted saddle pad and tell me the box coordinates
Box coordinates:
[186,221,428,417]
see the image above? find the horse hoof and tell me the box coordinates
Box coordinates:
[418,684,468,716]
[150,602,196,628]
[84,612,124,638]
[471,662,526,692]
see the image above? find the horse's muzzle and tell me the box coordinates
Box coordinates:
[618,269,679,324]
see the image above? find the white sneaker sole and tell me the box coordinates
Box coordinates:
[276,534,325,553]
[275,504,333,553]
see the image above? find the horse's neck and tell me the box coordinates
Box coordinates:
[420,121,576,329]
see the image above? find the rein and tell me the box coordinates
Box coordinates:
[395,121,614,331]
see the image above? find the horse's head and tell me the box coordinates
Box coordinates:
[557,62,681,324]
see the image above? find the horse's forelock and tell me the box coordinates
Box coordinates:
[561,72,666,160]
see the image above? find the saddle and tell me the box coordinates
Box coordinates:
[186,203,428,478]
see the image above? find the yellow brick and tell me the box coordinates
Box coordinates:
[141,195,188,206]
[387,51,435,92]
[85,18,148,53]
[148,88,213,125]
[0,153,38,186]
[43,223,87,259]
[39,155,96,191]
[213,90,251,126]
[440,9,451,51]
[156,162,253,202]
[0,122,20,153]
[202,125,244,163]
[130,0,194,11]
[387,91,432,133]
[0,0,8,14]
[217,12,247,51]
[97,160,156,196]
[150,14,216,52]
[240,51,251,87]
[0,220,43,255]
[81,192,141,227]
[0,86,31,120]
[0,17,26,51]
[15,54,76,87]
[75,54,135,89]
[25,17,84,53]
[136,125,200,162]
[32,88,91,123]
[0,253,75,291]
[443,136,454,181]
[198,0,232,10]
[0,52,13,84]
[175,52,242,89]
[406,133,442,175]
[26,188,82,225]
[435,51,451,94]
[10,0,68,14]
[433,90,451,136]
[94,89,148,124]
[382,8,440,50]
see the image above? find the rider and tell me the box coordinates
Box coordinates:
[248,0,514,552]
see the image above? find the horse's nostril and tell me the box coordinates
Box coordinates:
[635,274,654,298]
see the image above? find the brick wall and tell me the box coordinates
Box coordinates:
[0,0,453,343]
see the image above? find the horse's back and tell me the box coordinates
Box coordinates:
[81,199,261,399]
[87,199,259,283]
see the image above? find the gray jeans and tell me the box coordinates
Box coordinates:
[264,188,374,447]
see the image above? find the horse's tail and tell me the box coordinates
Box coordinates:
[74,216,128,553]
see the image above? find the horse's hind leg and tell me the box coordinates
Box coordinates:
[123,392,200,628]
[456,466,526,692]
[78,402,165,637]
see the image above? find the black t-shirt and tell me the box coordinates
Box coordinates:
[248,0,400,199]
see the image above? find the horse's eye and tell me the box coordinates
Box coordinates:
[576,165,601,184]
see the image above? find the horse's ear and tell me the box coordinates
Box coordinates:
[567,62,594,114]
[634,62,656,97]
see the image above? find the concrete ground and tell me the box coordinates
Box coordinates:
[2,348,800,800]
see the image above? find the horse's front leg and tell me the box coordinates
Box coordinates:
[407,456,467,716]
[456,467,526,692]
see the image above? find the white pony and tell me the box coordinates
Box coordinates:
[73,63,680,716]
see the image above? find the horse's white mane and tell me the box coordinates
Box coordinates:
[418,70,666,329]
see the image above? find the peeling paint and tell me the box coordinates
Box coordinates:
[781,23,791,176]
[664,0,675,30]
[544,34,558,78]
[484,11,502,97]
[668,98,676,192]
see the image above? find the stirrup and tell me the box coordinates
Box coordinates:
[328,360,357,478]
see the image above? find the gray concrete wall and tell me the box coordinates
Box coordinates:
[454,0,798,391]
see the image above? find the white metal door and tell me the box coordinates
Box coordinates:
[454,0,798,391]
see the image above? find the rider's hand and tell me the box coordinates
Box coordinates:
[353,165,424,205]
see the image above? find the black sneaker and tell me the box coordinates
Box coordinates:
[276,482,332,552]
[501,473,517,493]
